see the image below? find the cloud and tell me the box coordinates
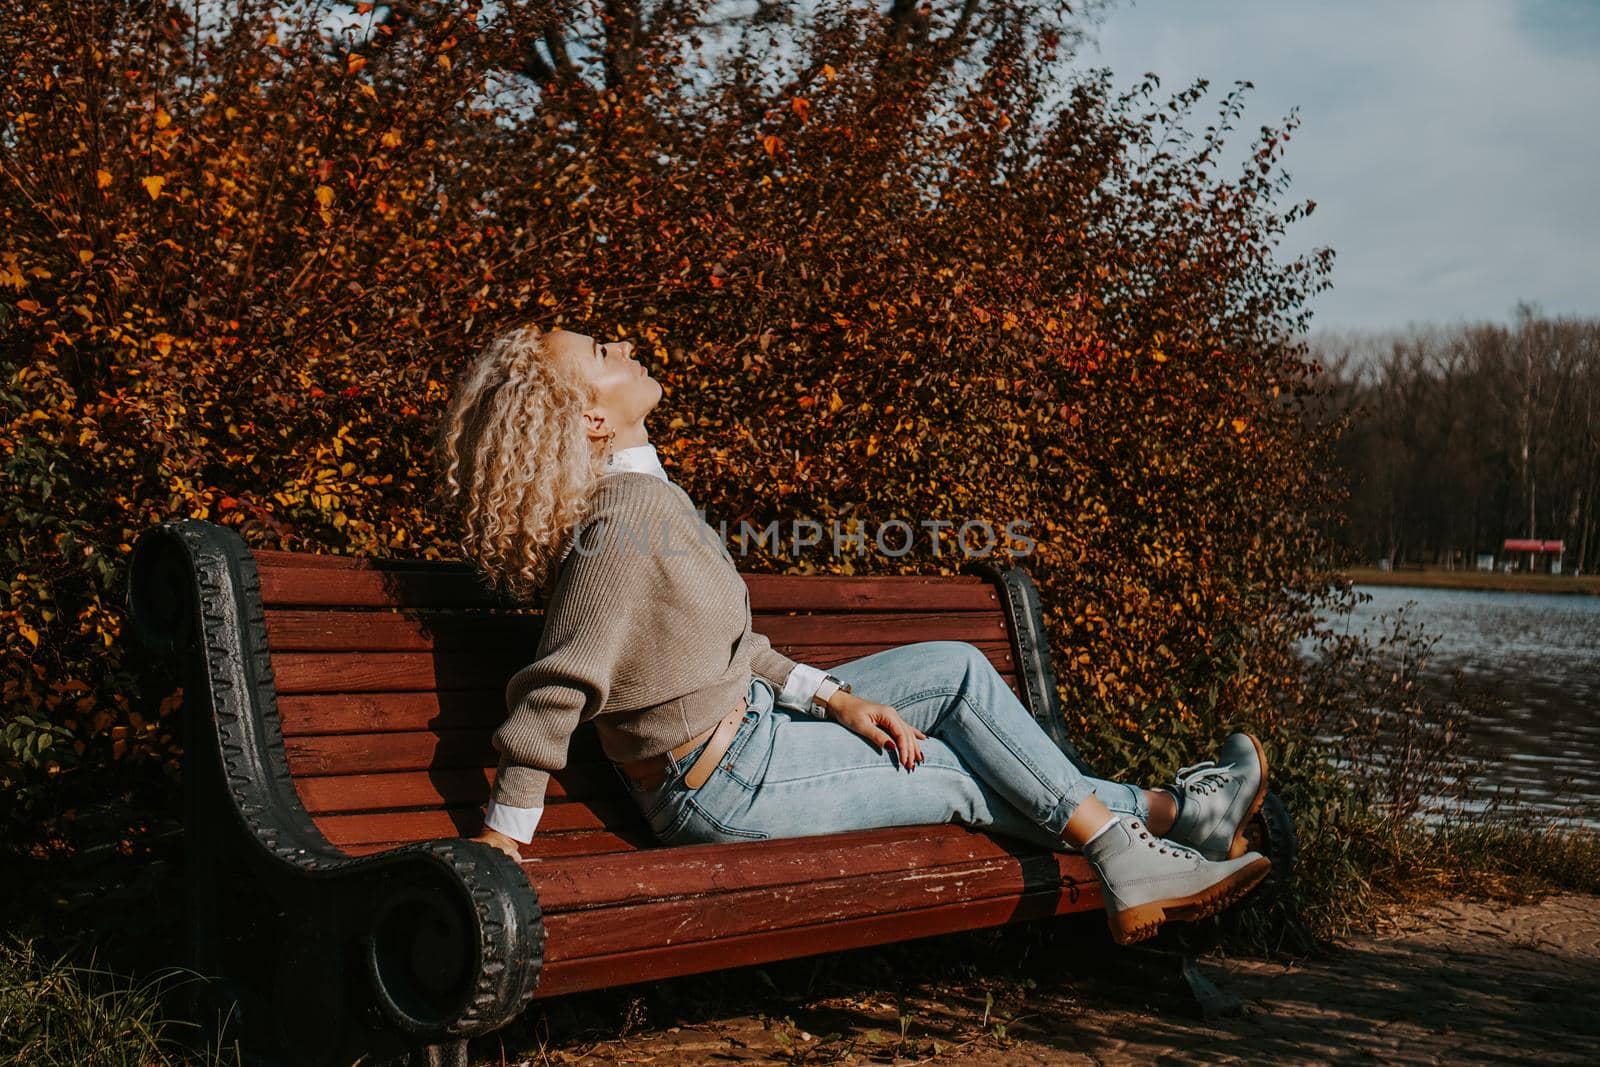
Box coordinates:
[1081,0,1600,332]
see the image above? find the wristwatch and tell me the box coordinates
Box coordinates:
[812,673,852,710]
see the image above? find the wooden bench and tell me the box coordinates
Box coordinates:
[127,518,1295,1066]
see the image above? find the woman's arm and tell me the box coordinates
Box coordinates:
[744,629,830,714]
[476,496,655,851]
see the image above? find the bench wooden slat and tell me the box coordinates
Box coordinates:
[544,849,1095,960]
[312,799,644,845]
[291,765,632,814]
[268,642,1017,695]
[281,727,617,777]
[528,824,1078,912]
[260,608,1010,653]
[535,883,1094,999]
[277,691,507,737]
[338,829,646,860]
[285,729,499,775]
[255,552,1002,612]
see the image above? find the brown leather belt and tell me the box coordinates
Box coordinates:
[615,696,750,792]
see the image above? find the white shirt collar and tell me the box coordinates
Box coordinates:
[605,442,669,483]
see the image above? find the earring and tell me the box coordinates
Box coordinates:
[604,430,616,466]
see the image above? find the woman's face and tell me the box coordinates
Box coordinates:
[546,328,661,443]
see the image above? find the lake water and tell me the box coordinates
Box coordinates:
[1324,586,1600,825]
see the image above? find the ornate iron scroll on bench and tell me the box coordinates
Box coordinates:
[126,519,1297,1066]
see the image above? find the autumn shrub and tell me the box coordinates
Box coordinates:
[1,0,1475,967]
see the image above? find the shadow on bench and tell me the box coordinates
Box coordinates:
[127,519,1295,1067]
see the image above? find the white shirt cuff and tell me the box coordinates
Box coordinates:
[776,662,829,717]
[482,800,543,844]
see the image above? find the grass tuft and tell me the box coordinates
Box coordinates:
[0,934,221,1067]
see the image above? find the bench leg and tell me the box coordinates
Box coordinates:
[367,1038,469,1067]
[409,1039,469,1067]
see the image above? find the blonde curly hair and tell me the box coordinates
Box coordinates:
[435,323,607,603]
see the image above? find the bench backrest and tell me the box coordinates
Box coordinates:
[254,550,1029,861]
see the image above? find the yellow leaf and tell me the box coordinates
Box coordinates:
[141,175,165,200]
[78,249,94,264]
[1151,349,1167,363]
[96,169,112,189]
[1231,418,1247,434]
[829,390,843,413]
[18,623,38,648]
[152,333,174,357]
[154,107,171,129]
[437,53,451,71]
[316,185,335,209]
[380,130,402,149]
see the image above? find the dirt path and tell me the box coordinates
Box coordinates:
[486,893,1600,1065]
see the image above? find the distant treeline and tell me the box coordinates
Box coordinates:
[1310,305,1600,573]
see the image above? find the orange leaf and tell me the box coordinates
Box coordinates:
[1231,418,1247,434]
[96,169,112,189]
[761,135,782,158]
[347,54,368,75]
[141,175,165,200]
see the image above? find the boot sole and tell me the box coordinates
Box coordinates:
[1106,855,1272,945]
[1226,733,1271,861]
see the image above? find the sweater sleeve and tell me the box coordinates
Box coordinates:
[488,496,657,811]
[744,627,801,692]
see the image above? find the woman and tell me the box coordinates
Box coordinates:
[437,323,1271,944]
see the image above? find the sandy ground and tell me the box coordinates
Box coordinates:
[478,893,1600,1066]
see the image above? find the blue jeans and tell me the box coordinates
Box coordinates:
[630,640,1151,851]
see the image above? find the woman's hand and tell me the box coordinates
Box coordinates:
[470,827,523,860]
[824,692,927,771]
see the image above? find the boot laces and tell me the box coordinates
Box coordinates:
[1127,818,1200,859]
[1174,760,1232,797]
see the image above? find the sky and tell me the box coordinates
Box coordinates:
[1085,0,1600,335]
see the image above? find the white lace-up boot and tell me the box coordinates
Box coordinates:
[1163,732,1269,861]
[1082,817,1271,944]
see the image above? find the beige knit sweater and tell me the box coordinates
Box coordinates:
[490,471,802,810]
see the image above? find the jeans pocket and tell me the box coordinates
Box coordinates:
[651,798,696,845]
[721,709,773,788]
[685,796,770,842]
